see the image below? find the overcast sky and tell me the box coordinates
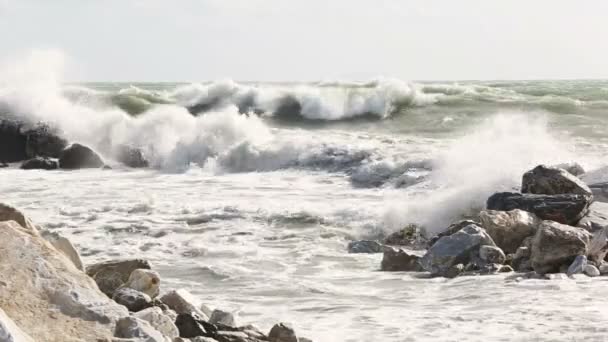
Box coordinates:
[1,0,607,82]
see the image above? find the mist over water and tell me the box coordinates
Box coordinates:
[3,51,608,341]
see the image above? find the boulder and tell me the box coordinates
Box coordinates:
[531,221,592,274]
[23,124,68,159]
[58,143,104,169]
[479,209,540,254]
[268,323,297,342]
[134,307,179,339]
[578,202,608,232]
[116,144,149,168]
[552,162,585,177]
[566,255,587,276]
[0,307,34,342]
[0,119,27,162]
[40,230,84,271]
[512,246,532,272]
[479,245,506,264]
[209,310,237,328]
[521,165,593,197]
[420,224,496,277]
[0,221,128,341]
[112,287,152,312]
[444,264,465,278]
[383,224,426,248]
[380,247,424,271]
[160,289,209,321]
[584,265,600,277]
[86,259,152,297]
[114,316,168,341]
[175,313,208,338]
[486,192,591,225]
[428,220,479,247]
[347,240,389,254]
[0,203,38,233]
[121,269,161,298]
[20,156,58,170]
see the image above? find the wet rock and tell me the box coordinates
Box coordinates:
[116,144,149,168]
[479,209,540,254]
[347,240,389,254]
[428,220,479,247]
[23,124,68,159]
[112,287,152,312]
[479,245,506,264]
[268,323,297,342]
[531,221,592,274]
[134,307,179,339]
[522,165,593,197]
[380,247,424,271]
[175,313,208,338]
[584,264,600,277]
[420,224,496,277]
[486,192,591,225]
[0,119,27,162]
[160,289,209,320]
[86,259,152,297]
[122,269,161,298]
[20,156,58,170]
[499,265,514,273]
[445,263,465,278]
[578,202,608,232]
[209,310,236,328]
[58,143,104,169]
[114,316,168,341]
[0,203,38,233]
[40,229,84,270]
[566,255,587,276]
[383,224,426,248]
[553,162,585,177]
[0,221,128,341]
[0,307,34,342]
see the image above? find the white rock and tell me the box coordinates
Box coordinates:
[123,269,161,298]
[40,230,84,271]
[584,265,600,277]
[0,307,34,342]
[0,203,37,233]
[134,307,179,339]
[0,220,128,341]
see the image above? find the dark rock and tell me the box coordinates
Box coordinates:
[522,165,592,197]
[531,221,592,274]
[0,120,27,162]
[486,192,591,225]
[428,220,479,247]
[23,124,68,158]
[86,259,152,297]
[175,313,208,338]
[112,287,152,312]
[420,224,496,277]
[59,143,104,169]
[116,144,149,168]
[268,323,297,342]
[380,247,423,271]
[20,157,58,170]
[479,245,506,264]
[347,240,389,254]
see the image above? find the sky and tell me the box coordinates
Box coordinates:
[1,0,607,82]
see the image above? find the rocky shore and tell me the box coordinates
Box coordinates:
[351,164,608,279]
[0,204,309,342]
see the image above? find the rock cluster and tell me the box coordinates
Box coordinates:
[370,164,608,278]
[0,204,310,342]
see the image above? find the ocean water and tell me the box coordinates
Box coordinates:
[3,58,608,341]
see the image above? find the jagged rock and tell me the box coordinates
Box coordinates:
[0,221,128,341]
[86,259,152,297]
[121,269,161,298]
[479,245,506,264]
[58,143,104,169]
[268,323,297,342]
[20,156,58,170]
[209,310,236,328]
[114,316,168,341]
[0,203,37,233]
[0,307,34,342]
[486,192,591,225]
[23,124,68,159]
[40,230,84,270]
[112,287,152,312]
[553,162,585,177]
[383,224,426,248]
[380,247,423,271]
[584,265,600,277]
[421,224,496,277]
[531,221,592,274]
[578,202,608,232]
[479,209,540,254]
[522,165,593,197]
[567,255,587,275]
[116,144,149,168]
[134,307,179,339]
[175,313,207,338]
[347,240,389,253]
[428,220,479,247]
[160,289,209,320]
